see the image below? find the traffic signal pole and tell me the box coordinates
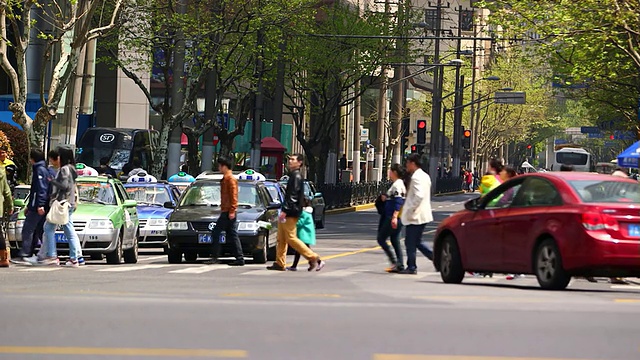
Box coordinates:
[428,0,446,189]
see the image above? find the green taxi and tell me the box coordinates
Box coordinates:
[8,176,140,264]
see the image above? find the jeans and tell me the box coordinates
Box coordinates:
[210,212,243,260]
[42,209,82,260]
[405,223,433,271]
[377,217,404,268]
[20,211,44,257]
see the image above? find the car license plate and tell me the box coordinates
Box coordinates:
[55,233,68,243]
[150,230,163,235]
[628,224,640,237]
[198,234,212,244]
[219,234,226,244]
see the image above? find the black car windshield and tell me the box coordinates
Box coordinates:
[77,182,117,205]
[569,180,640,203]
[125,186,170,206]
[180,183,261,207]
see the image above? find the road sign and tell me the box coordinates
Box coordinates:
[580,126,599,134]
[360,129,369,142]
[588,133,603,138]
[554,139,569,145]
[494,91,526,104]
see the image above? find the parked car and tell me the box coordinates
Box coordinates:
[124,181,181,252]
[432,172,640,290]
[278,179,326,228]
[165,179,280,264]
[8,175,139,264]
[264,180,285,204]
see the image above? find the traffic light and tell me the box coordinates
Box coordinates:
[461,149,471,161]
[410,144,417,153]
[526,144,532,149]
[416,120,427,145]
[609,134,615,140]
[462,129,472,149]
[401,117,410,154]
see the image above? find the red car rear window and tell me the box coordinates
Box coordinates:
[569,180,640,203]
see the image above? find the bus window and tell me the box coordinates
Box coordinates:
[76,128,158,172]
[133,131,152,170]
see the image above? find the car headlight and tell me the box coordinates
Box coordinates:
[8,222,15,229]
[89,219,114,229]
[168,222,188,230]
[237,222,260,231]
[148,218,168,226]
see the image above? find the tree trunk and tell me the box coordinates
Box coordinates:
[151,115,173,178]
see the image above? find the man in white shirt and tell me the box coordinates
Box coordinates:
[399,153,434,274]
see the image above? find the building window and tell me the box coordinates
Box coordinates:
[424,9,437,31]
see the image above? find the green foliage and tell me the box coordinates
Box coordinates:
[0,124,28,181]
[481,0,640,134]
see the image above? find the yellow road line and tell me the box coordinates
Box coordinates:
[614,298,640,303]
[287,245,381,266]
[0,346,246,357]
[221,293,340,298]
[374,355,593,360]
[413,296,548,303]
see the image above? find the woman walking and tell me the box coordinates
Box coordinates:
[377,164,407,273]
[40,147,83,267]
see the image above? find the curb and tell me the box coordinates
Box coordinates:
[434,191,466,197]
[326,203,375,215]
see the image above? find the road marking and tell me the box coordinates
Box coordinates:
[96,264,171,272]
[391,272,439,279]
[614,298,640,303]
[413,296,547,303]
[18,267,62,272]
[0,346,247,357]
[317,270,357,277]
[137,255,167,262]
[373,355,593,360]
[169,265,227,274]
[221,293,340,298]
[240,270,285,276]
[611,285,640,290]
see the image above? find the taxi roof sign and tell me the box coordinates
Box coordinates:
[127,171,158,183]
[237,169,265,181]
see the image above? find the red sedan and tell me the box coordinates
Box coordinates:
[432,172,640,290]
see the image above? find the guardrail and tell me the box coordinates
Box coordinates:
[434,176,464,194]
[317,181,391,210]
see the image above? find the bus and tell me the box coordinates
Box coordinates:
[550,146,593,172]
[75,128,159,173]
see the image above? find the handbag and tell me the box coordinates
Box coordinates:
[46,199,70,225]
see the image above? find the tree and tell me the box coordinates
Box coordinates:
[483,0,640,137]
[1,0,124,149]
[283,2,401,183]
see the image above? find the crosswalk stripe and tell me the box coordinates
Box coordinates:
[19,267,62,272]
[169,265,227,274]
[391,272,438,279]
[240,270,285,276]
[96,265,171,272]
[317,270,357,277]
[611,285,640,290]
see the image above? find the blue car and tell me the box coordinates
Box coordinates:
[124,181,182,251]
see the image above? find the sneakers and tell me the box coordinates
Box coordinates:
[204,258,221,265]
[39,257,60,266]
[77,257,86,266]
[308,259,325,272]
[228,259,245,266]
[398,268,417,275]
[11,256,37,265]
[286,267,298,271]
[64,260,80,268]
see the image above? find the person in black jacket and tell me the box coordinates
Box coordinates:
[13,149,50,264]
[267,154,325,272]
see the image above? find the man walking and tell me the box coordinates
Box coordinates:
[267,154,325,271]
[13,149,50,264]
[399,153,433,275]
[206,156,244,266]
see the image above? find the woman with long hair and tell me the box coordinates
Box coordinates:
[377,163,407,273]
[39,147,84,267]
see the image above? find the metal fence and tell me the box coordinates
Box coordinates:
[434,176,464,194]
[317,181,391,209]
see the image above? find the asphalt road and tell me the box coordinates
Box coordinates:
[0,192,638,360]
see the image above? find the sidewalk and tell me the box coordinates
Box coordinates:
[326,191,469,215]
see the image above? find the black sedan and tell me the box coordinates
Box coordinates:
[164,179,280,264]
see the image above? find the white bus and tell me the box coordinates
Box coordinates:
[551,147,593,172]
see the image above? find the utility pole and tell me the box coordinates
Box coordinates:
[451,5,464,178]
[352,81,361,183]
[201,70,217,172]
[469,6,478,173]
[250,29,265,170]
[391,0,406,165]
[427,0,447,190]
[167,0,187,177]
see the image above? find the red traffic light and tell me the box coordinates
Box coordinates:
[610,135,615,140]
[526,144,532,149]
[410,145,417,152]
[463,130,471,138]
[417,120,426,129]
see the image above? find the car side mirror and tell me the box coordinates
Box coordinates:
[13,199,25,207]
[464,198,480,211]
[267,202,281,210]
[123,199,137,208]
[314,192,323,198]
[163,201,175,209]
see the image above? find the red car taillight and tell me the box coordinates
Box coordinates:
[582,211,619,232]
